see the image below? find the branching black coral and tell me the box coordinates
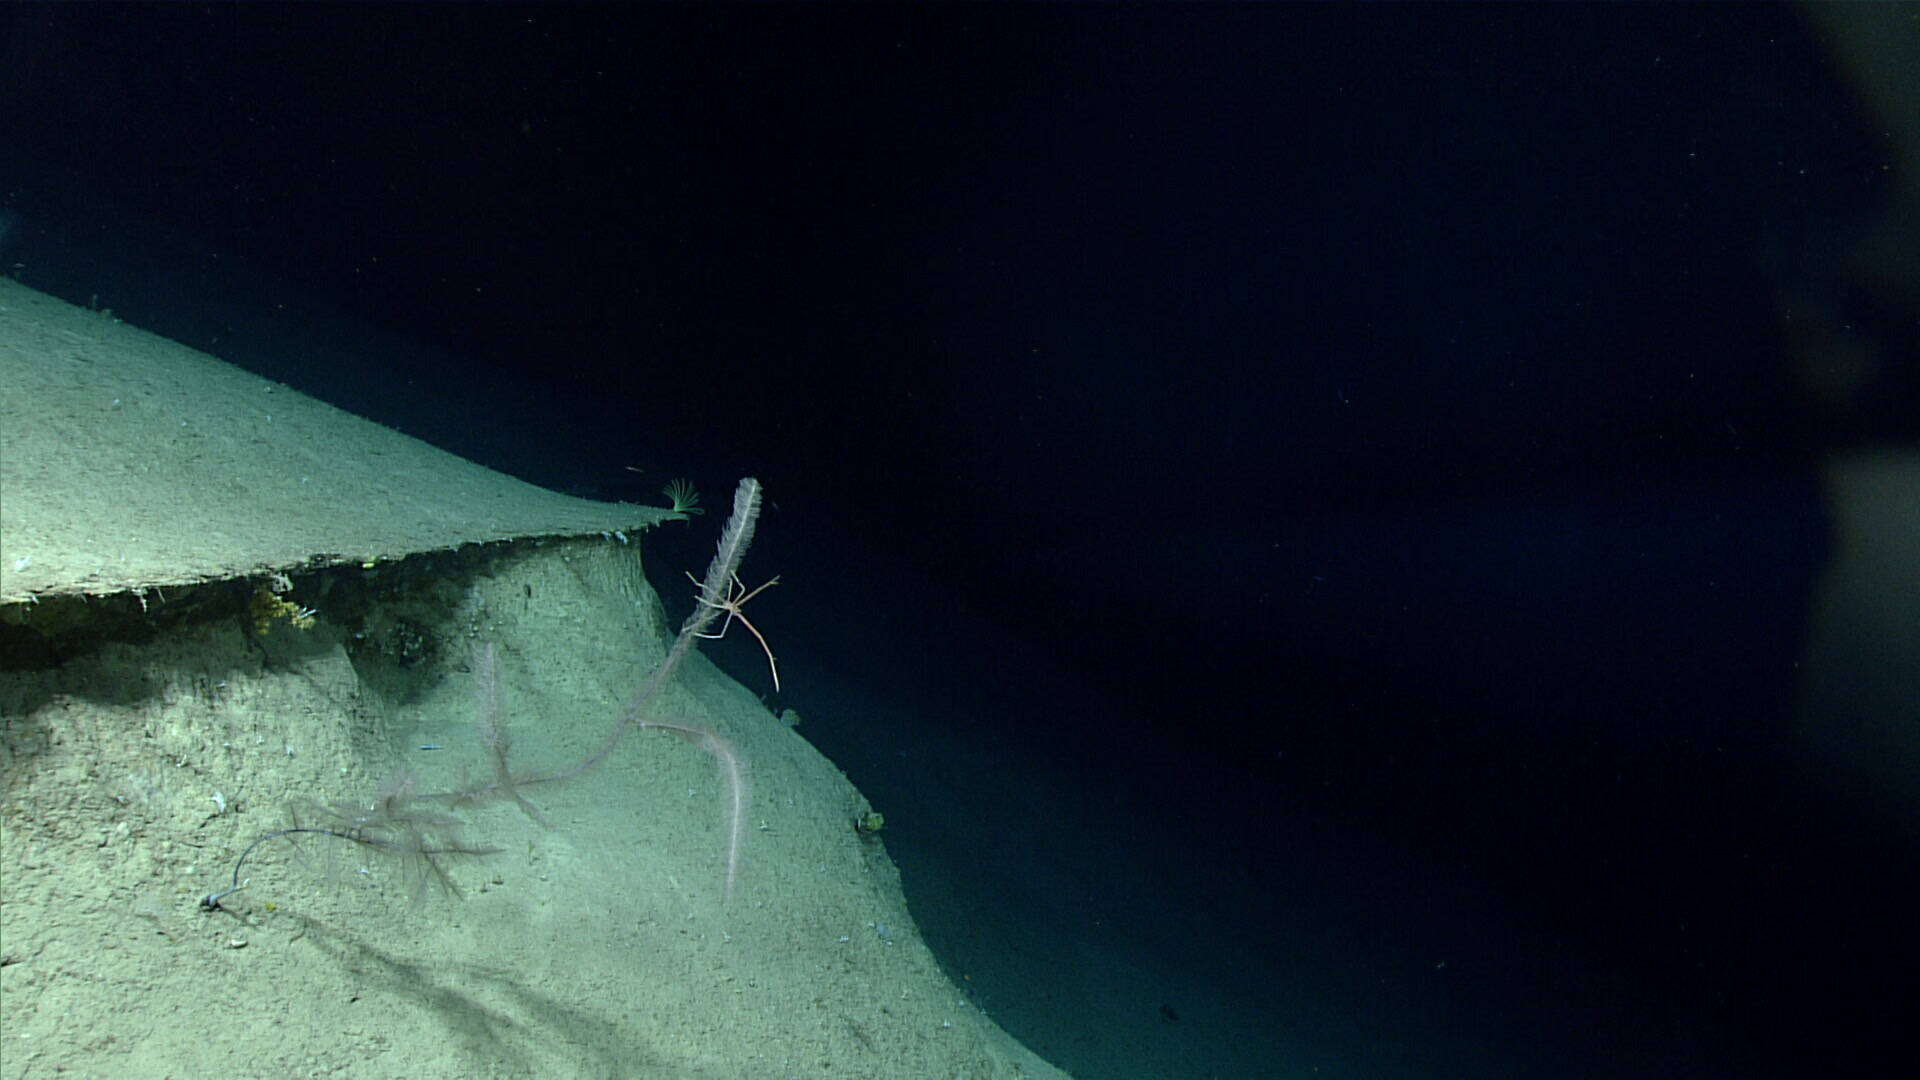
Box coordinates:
[203,771,503,909]
[203,478,770,912]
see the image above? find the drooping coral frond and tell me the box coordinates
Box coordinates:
[662,478,704,515]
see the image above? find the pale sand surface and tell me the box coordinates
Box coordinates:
[0,280,1065,1079]
[0,274,668,605]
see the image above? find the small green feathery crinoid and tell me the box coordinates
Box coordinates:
[662,478,704,516]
